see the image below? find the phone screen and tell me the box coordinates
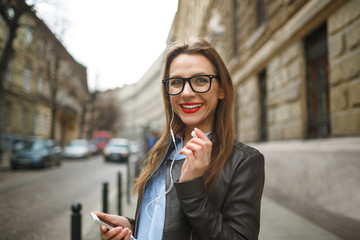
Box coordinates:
[98,215,118,228]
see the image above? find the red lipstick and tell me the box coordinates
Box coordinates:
[180,103,203,113]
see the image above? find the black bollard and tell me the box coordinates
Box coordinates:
[127,162,131,204]
[118,172,122,216]
[135,159,140,178]
[71,202,82,240]
[103,182,108,213]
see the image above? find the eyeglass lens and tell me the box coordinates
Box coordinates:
[167,75,211,95]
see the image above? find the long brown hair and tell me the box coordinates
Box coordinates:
[134,38,235,194]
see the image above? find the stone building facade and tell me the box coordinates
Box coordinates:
[118,54,165,146]
[171,0,359,141]
[117,0,359,238]
[0,7,89,150]
[169,0,360,238]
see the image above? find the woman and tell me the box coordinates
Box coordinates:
[95,38,265,240]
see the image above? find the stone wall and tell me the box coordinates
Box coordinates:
[267,41,305,140]
[328,0,360,136]
[237,76,260,142]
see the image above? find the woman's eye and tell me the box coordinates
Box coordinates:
[193,77,209,85]
[170,79,183,87]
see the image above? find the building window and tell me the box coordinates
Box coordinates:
[22,108,28,131]
[37,67,44,94]
[43,80,50,97]
[37,39,45,58]
[24,25,34,47]
[43,114,49,135]
[37,75,43,93]
[259,69,267,141]
[5,58,14,83]
[232,0,238,57]
[234,89,240,139]
[4,101,12,128]
[305,23,330,138]
[256,0,266,28]
[34,111,40,133]
[23,65,32,92]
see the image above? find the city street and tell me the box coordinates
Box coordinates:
[0,151,345,240]
[0,154,135,240]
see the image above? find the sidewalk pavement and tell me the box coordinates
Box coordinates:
[83,185,138,240]
[83,190,342,240]
[259,196,341,240]
[1,151,342,239]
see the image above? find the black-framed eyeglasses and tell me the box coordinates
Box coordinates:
[162,74,218,96]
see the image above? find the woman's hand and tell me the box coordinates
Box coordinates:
[92,211,133,240]
[179,128,212,182]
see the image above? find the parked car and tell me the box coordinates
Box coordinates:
[103,138,130,163]
[63,139,92,158]
[10,139,62,170]
[129,141,143,160]
[89,140,98,155]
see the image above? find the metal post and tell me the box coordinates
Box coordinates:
[102,182,108,213]
[118,172,122,216]
[135,158,140,178]
[127,161,131,204]
[71,202,82,240]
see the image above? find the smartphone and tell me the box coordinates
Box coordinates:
[90,212,118,229]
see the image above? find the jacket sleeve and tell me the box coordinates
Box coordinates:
[174,152,265,240]
[125,217,135,232]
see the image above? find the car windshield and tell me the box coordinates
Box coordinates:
[108,143,127,147]
[23,140,44,150]
[68,140,87,146]
[109,143,127,147]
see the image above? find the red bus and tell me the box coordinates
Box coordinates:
[92,131,112,153]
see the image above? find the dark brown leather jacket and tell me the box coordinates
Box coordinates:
[129,140,265,240]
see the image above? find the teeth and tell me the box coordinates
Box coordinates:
[182,104,202,109]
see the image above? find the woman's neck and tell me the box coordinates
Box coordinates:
[184,126,212,145]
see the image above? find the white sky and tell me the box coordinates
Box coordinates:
[33,0,178,91]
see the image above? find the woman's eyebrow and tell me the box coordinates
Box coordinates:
[168,72,211,78]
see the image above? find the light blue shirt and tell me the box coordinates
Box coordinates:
[137,137,184,240]
[136,132,210,239]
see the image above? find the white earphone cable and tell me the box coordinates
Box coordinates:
[144,109,178,234]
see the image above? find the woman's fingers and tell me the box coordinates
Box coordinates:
[92,212,132,231]
[180,132,211,161]
[179,129,213,182]
[100,225,108,233]
[101,226,122,240]
[101,227,132,240]
[193,127,206,140]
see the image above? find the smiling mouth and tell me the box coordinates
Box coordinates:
[180,103,203,113]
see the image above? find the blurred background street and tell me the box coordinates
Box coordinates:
[1,0,359,239]
[0,151,344,240]
[0,153,138,240]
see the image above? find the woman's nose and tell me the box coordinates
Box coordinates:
[182,81,195,96]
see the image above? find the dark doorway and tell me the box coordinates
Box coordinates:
[305,24,331,138]
[259,69,267,141]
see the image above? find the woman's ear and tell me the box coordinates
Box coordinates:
[218,87,225,100]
